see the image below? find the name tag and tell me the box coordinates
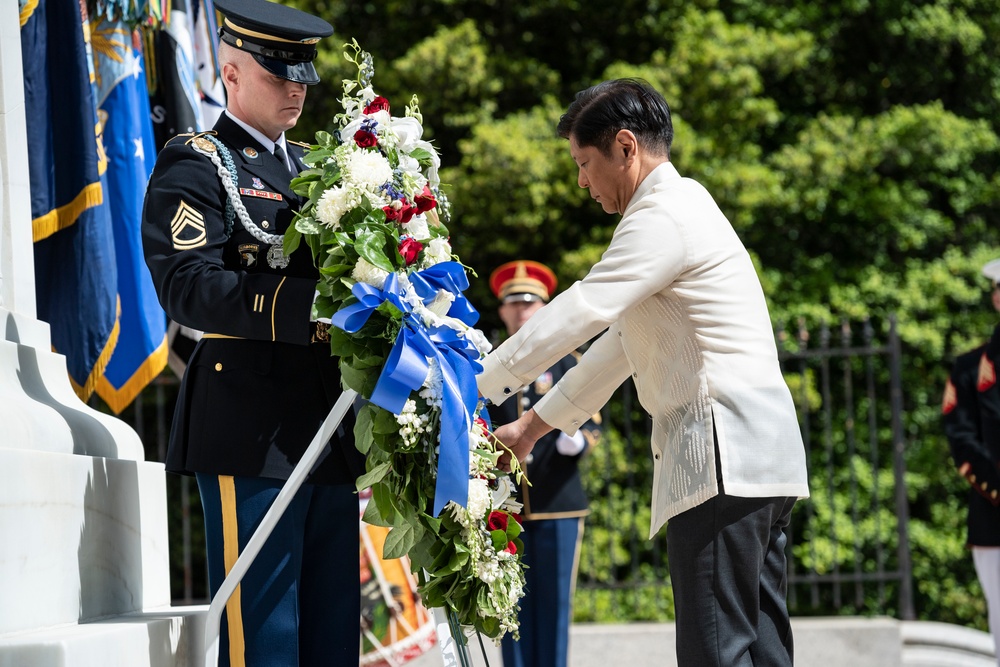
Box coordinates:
[239,188,283,201]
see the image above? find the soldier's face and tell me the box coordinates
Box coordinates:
[499,300,544,335]
[227,59,306,140]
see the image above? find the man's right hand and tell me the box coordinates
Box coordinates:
[492,408,555,472]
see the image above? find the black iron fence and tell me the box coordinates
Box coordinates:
[573,315,914,622]
[121,316,913,620]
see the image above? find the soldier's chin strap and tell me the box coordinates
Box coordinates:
[192,134,290,269]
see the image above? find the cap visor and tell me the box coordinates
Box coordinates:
[253,54,320,85]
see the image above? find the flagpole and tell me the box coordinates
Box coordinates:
[203,388,358,667]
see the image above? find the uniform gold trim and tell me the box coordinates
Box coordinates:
[219,476,246,667]
[271,278,287,341]
[170,200,207,250]
[224,18,319,44]
[287,140,311,149]
[203,333,245,340]
[253,294,264,313]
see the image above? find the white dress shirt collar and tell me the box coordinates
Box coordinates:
[224,110,288,160]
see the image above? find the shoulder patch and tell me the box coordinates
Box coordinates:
[941,378,957,415]
[978,353,996,392]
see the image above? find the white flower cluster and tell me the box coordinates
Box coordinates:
[396,398,432,450]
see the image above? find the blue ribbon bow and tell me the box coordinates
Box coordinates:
[331,265,482,515]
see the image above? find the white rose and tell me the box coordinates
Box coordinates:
[424,237,453,265]
[402,214,430,241]
[351,258,390,289]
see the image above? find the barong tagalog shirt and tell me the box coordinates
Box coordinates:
[477,162,810,538]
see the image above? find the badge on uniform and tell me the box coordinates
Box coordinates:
[252,177,265,189]
[239,243,259,268]
[238,187,283,201]
[534,371,553,395]
[170,199,207,250]
[243,147,259,158]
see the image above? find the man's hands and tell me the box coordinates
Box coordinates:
[492,408,555,472]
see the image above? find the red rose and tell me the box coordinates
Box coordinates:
[414,184,437,213]
[512,513,523,525]
[383,205,401,222]
[398,236,423,265]
[487,511,509,532]
[475,417,489,432]
[364,96,390,114]
[399,202,416,224]
[354,129,377,148]
[504,541,518,555]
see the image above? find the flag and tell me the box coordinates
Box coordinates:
[91,18,168,413]
[145,0,205,148]
[22,0,119,401]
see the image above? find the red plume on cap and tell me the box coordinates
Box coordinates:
[490,260,558,303]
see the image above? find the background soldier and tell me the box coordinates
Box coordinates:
[141,1,365,664]
[489,260,601,667]
[943,259,1000,663]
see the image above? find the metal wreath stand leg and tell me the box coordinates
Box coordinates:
[202,388,478,667]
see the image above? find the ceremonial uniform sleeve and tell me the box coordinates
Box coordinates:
[943,347,1000,505]
[141,140,315,344]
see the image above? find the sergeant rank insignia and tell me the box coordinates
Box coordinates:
[170,200,207,250]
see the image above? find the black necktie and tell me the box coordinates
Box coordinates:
[273,143,294,175]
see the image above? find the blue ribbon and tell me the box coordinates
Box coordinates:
[408,262,479,326]
[332,266,482,515]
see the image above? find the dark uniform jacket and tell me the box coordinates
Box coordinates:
[942,342,1000,546]
[491,354,601,519]
[141,112,364,486]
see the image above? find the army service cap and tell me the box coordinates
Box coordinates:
[490,260,558,304]
[214,0,333,85]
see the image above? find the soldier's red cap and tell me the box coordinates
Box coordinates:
[490,260,557,304]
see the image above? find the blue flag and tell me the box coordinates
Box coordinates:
[92,19,168,413]
[22,0,120,400]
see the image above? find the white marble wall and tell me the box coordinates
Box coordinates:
[0,4,198,666]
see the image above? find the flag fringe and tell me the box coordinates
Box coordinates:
[32,181,105,242]
[19,0,39,27]
[96,336,169,414]
[67,300,121,402]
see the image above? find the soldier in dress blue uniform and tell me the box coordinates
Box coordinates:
[141,1,366,665]
[942,258,1000,663]
[490,261,602,667]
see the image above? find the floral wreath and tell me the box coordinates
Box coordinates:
[283,40,526,641]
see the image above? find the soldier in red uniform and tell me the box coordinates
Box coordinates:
[942,258,1000,661]
[489,260,601,667]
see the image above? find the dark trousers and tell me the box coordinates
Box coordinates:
[501,516,583,667]
[198,474,360,667]
[667,492,797,666]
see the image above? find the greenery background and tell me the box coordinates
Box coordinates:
[159,0,1000,629]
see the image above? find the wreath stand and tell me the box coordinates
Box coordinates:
[201,388,475,667]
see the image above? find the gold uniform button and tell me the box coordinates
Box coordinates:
[215,363,223,371]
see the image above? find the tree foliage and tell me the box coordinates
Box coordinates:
[284,0,1000,628]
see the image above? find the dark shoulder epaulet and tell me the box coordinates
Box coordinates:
[287,139,312,149]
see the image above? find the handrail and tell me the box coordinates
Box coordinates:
[203,388,359,667]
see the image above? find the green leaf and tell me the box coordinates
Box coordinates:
[361,492,391,527]
[356,461,391,489]
[294,217,325,236]
[382,522,416,559]
[372,483,398,525]
[353,403,377,454]
[282,225,302,257]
